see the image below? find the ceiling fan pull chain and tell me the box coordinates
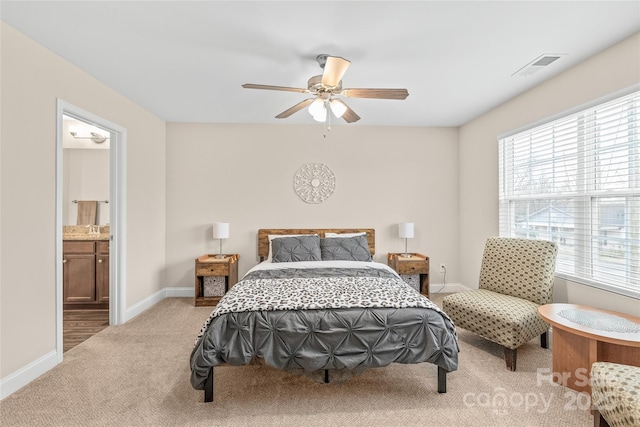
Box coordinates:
[327,102,332,133]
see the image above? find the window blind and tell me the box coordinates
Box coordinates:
[499,91,639,299]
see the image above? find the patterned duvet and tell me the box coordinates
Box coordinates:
[190,260,459,390]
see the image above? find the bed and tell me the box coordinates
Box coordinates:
[190,228,459,402]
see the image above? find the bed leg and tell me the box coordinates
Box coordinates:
[204,367,214,402]
[437,366,447,393]
[324,369,329,384]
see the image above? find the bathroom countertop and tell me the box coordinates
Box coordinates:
[63,232,110,241]
[63,225,110,241]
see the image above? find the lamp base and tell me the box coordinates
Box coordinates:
[214,254,225,259]
[400,253,412,258]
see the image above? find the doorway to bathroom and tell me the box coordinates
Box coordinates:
[61,114,110,351]
[56,100,126,360]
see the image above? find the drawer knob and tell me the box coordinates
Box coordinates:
[98,259,103,263]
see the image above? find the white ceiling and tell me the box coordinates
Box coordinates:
[2,1,639,127]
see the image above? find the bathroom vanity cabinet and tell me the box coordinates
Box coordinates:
[63,240,109,309]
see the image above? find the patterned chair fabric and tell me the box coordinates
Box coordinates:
[478,238,556,306]
[442,237,557,370]
[591,362,640,427]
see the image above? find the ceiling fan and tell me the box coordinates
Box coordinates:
[242,54,409,124]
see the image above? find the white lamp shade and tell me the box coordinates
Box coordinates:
[399,222,414,239]
[308,98,324,116]
[312,107,327,122]
[308,99,327,122]
[329,99,347,118]
[212,222,229,239]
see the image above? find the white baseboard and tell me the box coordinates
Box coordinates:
[165,286,194,298]
[430,282,472,294]
[0,350,57,400]
[1,286,194,401]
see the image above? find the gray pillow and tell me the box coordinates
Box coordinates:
[320,235,372,261]
[271,235,322,263]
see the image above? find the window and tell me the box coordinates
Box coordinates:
[499,91,639,299]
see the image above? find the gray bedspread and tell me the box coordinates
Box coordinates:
[190,263,459,390]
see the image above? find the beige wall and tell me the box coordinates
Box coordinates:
[458,32,640,316]
[165,123,460,287]
[63,149,110,225]
[0,22,167,378]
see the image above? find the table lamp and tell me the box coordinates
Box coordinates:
[212,222,229,258]
[399,222,414,257]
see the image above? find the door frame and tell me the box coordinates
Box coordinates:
[55,99,127,361]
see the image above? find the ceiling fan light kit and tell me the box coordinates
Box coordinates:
[242,54,409,127]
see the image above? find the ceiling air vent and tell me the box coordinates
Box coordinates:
[512,54,566,77]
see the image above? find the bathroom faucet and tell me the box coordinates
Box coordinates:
[86,225,101,235]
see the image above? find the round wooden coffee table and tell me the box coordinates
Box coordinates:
[538,303,640,394]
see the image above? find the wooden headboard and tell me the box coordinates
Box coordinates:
[258,228,375,261]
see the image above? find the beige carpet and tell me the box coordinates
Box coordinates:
[1,295,593,426]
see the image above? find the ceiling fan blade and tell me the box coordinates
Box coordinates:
[336,100,360,123]
[275,98,315,119]
[342,88,409,100]
[242,83,307,93]
[321,56,351,87]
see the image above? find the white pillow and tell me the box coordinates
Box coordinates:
[266,234,318,262]
[324,232,367,238]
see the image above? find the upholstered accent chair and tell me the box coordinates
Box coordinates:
[442,237,558,371]
[591,362,640,427]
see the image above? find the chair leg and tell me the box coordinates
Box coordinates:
[503,347,517,371]
[540,330,549,349]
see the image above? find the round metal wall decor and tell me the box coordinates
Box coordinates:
[293,163,335,204]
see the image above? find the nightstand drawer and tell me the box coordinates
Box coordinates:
[396,260,428,274]
[196,263,229,276]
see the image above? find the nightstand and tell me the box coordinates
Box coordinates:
[387,253,430,298]
[194,254,239,307]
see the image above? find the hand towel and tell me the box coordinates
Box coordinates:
[76,200,98,225]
